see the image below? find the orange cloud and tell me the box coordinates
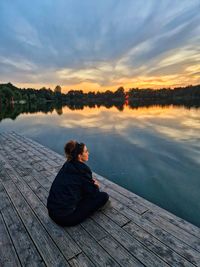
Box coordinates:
[14,65,200,94]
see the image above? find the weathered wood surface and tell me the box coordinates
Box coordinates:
[0,132,200,267]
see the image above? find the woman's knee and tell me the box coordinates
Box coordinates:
[98,191,109,204]
[103,191,109,201]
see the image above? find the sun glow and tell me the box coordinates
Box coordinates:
[15,74,200,94]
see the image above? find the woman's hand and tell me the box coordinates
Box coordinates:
[93,178,100,188]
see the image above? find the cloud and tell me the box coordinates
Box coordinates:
[0,0,200,90]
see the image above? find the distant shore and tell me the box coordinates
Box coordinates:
[0,82,200,107]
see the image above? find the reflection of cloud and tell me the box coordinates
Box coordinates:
[0,1,200,91]
[23,105,200,150]
[20,105,200,142]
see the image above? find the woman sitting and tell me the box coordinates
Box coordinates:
[47,140,109,226]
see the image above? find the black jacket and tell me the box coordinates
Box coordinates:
[47,160,99,216]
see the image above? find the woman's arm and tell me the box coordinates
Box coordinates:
[82,177,100,196]
[92,178,100,188]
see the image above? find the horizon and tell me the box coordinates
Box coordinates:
[0,0,200,93]
[2,81,200,94]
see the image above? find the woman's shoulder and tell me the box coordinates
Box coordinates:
[57,161,92,182]
[63,161,79,173]
[72,161,92,172]
[54,161,83,185]
[54,161,79,179]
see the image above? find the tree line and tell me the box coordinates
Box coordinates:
[0,82,200,106]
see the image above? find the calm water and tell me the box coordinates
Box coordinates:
[1,104,200,227]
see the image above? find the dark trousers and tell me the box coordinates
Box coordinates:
[49,191,109,227]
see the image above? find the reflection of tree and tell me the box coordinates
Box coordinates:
[55,102,63,115]
[0,102,56,122]
[0,103,24,121]
[128,98,200,109]
[68,103,84,110]
[116,103,124,111]
[55,107,63,115]
[1,99,200,122]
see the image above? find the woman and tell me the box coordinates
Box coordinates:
[47,140,109,226]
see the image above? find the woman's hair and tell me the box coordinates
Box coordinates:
[64,140,85,161]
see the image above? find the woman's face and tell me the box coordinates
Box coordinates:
[78,145,89,162]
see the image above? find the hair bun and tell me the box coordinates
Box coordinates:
[64,140,77,157]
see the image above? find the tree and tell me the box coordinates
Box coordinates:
[114,87,125,98]
[54,85,62,94]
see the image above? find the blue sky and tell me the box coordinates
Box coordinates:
[0,0,200,92]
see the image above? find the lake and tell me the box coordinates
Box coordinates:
[1,103,200,227]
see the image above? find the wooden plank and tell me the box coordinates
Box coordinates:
[0,158,82,260]
[2,180,70,267]
[5,140,48,173]
[68,253,95,267]
[15,179,81,259]
[110,197,200,266]
[0,211,21,267]
[9,132,63,161]
[0,139,58,186]
[157,210,200,239]
[0,183,45,267]
[39,170,58,181]
[11,134,64,171]
[143,211,200,253]
[91,212,170,267]
[65,224,120,267]
[0,158,12,183]
[101,204,130,227]
[101,185,148,214]
[4,133,61,168]
[0,148,52,191]
[21,174,49,204]
[98,236,144,267]
[8,134,60,172]
[122,221,195,267]
[80,217,108,241]
[145,209,200,241]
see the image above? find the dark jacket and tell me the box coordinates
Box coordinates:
[47,160,99,216]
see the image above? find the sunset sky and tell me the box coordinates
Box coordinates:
[0,0,200,93]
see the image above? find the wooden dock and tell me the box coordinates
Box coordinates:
[0,132,200,267]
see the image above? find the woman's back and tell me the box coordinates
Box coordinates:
[47,160,99,216]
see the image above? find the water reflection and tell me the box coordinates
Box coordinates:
[0,103,200,227]
[1,99,200,122]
